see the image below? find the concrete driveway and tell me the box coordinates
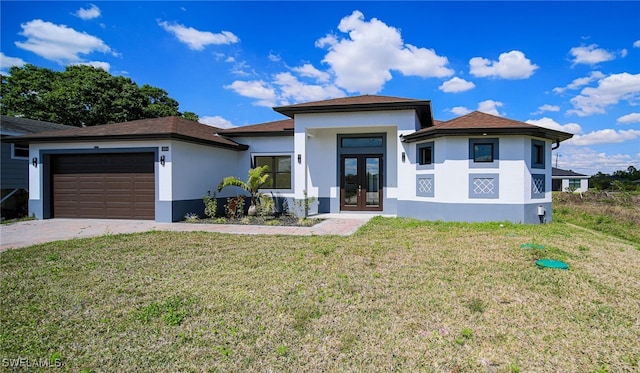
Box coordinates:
[0,215,372,251]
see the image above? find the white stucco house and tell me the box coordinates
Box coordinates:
[552,167,589,192]
[12,95,573,224]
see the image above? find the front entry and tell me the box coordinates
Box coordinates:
[340,154,383,211]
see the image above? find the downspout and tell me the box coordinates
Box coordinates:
[551,140,560,150]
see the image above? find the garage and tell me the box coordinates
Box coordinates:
[51,153,155,219]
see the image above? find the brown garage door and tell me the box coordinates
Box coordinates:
[52,153,155,219]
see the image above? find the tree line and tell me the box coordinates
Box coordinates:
[1,64,197,127]
[590,166,640,191]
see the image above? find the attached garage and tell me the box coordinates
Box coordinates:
[14,116,249,222]
[51,153,155,219]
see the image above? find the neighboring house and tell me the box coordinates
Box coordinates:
[11,95,573,224]
[552,167,589,192]
[0,116,71,218]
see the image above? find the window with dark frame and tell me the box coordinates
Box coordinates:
[419,145,432,165]
[254,155,291,189]
[569,179,581,189]
[533,144,544,165]
[473,143,494,162]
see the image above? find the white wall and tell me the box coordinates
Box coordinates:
[399,136,553,205]
[169,141,243,200]
[293,110,416,214]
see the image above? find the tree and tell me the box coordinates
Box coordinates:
[217,166,270,216]
[1,64,196,126]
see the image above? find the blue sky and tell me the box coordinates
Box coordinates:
[1,1,639,175]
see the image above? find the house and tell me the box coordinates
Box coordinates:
[552,167,589,192]
[1,115,71,219]
[11,95,573,224]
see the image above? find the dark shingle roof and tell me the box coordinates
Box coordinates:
[274,94,434,128]
[219,119,294,136]
[552,167,588,177]
[8,116,248,150]
[402,111,573,143]
[1,115,72,136]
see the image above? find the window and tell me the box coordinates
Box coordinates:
[531,140,545,169]
[569,179,581,189]
[474,143,494,162]
[469,138,499,168]
[417,142,434,166]
[254,155,291,189]
[341,136,383,148]
[11,144,29,159]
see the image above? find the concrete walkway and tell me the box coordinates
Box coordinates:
[0,215,374,251]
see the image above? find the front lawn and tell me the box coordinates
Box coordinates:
[1,218,639,372]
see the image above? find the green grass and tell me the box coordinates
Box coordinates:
[1,218,639,372]
[553,192,640,246]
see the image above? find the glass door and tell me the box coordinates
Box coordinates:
[340,154,382,211]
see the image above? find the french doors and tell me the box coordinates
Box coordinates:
[340,154,383,211]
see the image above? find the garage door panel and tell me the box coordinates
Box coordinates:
[52,153,155,220]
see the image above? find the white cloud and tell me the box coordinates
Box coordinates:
[15,19,114,64]
[158,21,239,50]
[72,61,110,71]
[634,40,640,48]
[273,72,345,104]
[526,117,583,134]
[439,77,475,93]
[74,4,101,20]
[477,100,504,116]
[316,10,453,93]
[469,50,538,79]
[0,52,26,71]
[569,44,615,66]
[617,112,640,124]
[199,116,235,129]
[268,52,281,62]
[450,106,471,116]
[533,104,561,115]
[554,148,639,176]
[552,71,605,94]
[224,80,277,107]
[620,49,628,58]
[291,63,331,83]
[568,72,640,116]
[566,129,640,145]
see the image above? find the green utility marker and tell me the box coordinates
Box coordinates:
[521,243,545,249]
[535,259,569,270]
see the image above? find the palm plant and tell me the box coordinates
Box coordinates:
[217,165,270,216]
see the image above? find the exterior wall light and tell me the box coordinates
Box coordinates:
[297,154,302,164]
[32,157,38,167]
[160,155,165,166]
[402,152,406,163]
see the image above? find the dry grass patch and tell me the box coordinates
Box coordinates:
[1,218,639,372]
